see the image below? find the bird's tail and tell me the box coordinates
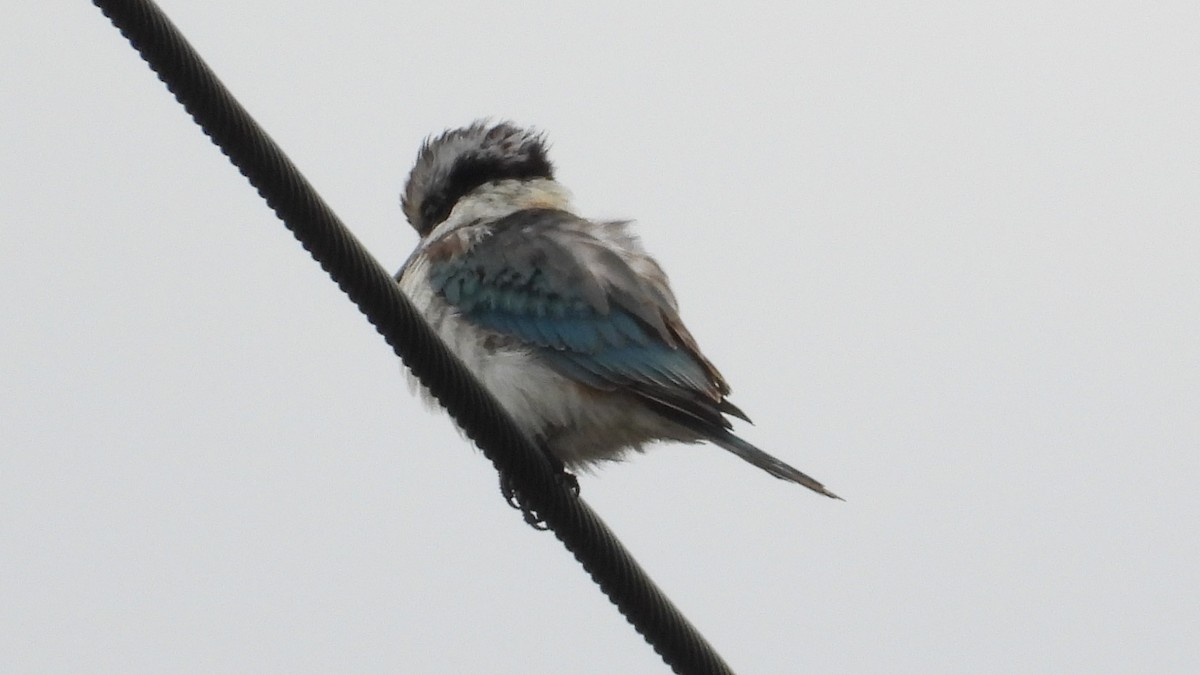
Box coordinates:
[710,430,842,500]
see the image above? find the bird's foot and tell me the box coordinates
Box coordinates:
[498,459,580,530]
[557,467,580,497]
[500,473,550,530]
[543,451,581,496]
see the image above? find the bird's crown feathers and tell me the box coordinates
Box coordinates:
[402,121,554,236]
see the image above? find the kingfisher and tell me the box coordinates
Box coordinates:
[396,121,839,500]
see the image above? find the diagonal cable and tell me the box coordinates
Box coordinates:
[88,1,735,673]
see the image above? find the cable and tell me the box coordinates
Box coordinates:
[89,1,735,673]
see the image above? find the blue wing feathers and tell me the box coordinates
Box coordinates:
[426,208,732,427]
[594,317,628,349]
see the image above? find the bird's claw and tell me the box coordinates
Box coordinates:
[559,469,580,496]
[499,473,550,530]
[498,463,580,531]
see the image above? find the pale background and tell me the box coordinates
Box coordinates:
[3,2,1197,673]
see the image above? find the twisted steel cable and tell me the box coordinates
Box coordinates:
[89,1,735,673]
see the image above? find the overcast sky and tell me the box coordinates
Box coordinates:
[3,2,1198,673]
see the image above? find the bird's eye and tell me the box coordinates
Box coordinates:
[421,198,449,232]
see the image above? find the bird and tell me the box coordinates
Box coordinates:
[396,121,839,500]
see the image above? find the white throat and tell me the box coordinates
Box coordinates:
[425,178,574,242]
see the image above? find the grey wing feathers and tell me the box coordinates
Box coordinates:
[427,208,739,431]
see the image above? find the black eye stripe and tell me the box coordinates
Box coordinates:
[419,152,554,234]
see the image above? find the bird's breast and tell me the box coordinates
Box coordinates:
[398,254,574,433]
[396,253,687,467]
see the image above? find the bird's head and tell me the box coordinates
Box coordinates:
[402,121,555,237]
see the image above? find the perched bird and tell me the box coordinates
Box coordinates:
[396,121,839,499]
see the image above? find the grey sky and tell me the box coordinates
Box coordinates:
[3,1,1197,672]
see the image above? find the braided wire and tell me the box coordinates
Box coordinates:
[89,1,735,673]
